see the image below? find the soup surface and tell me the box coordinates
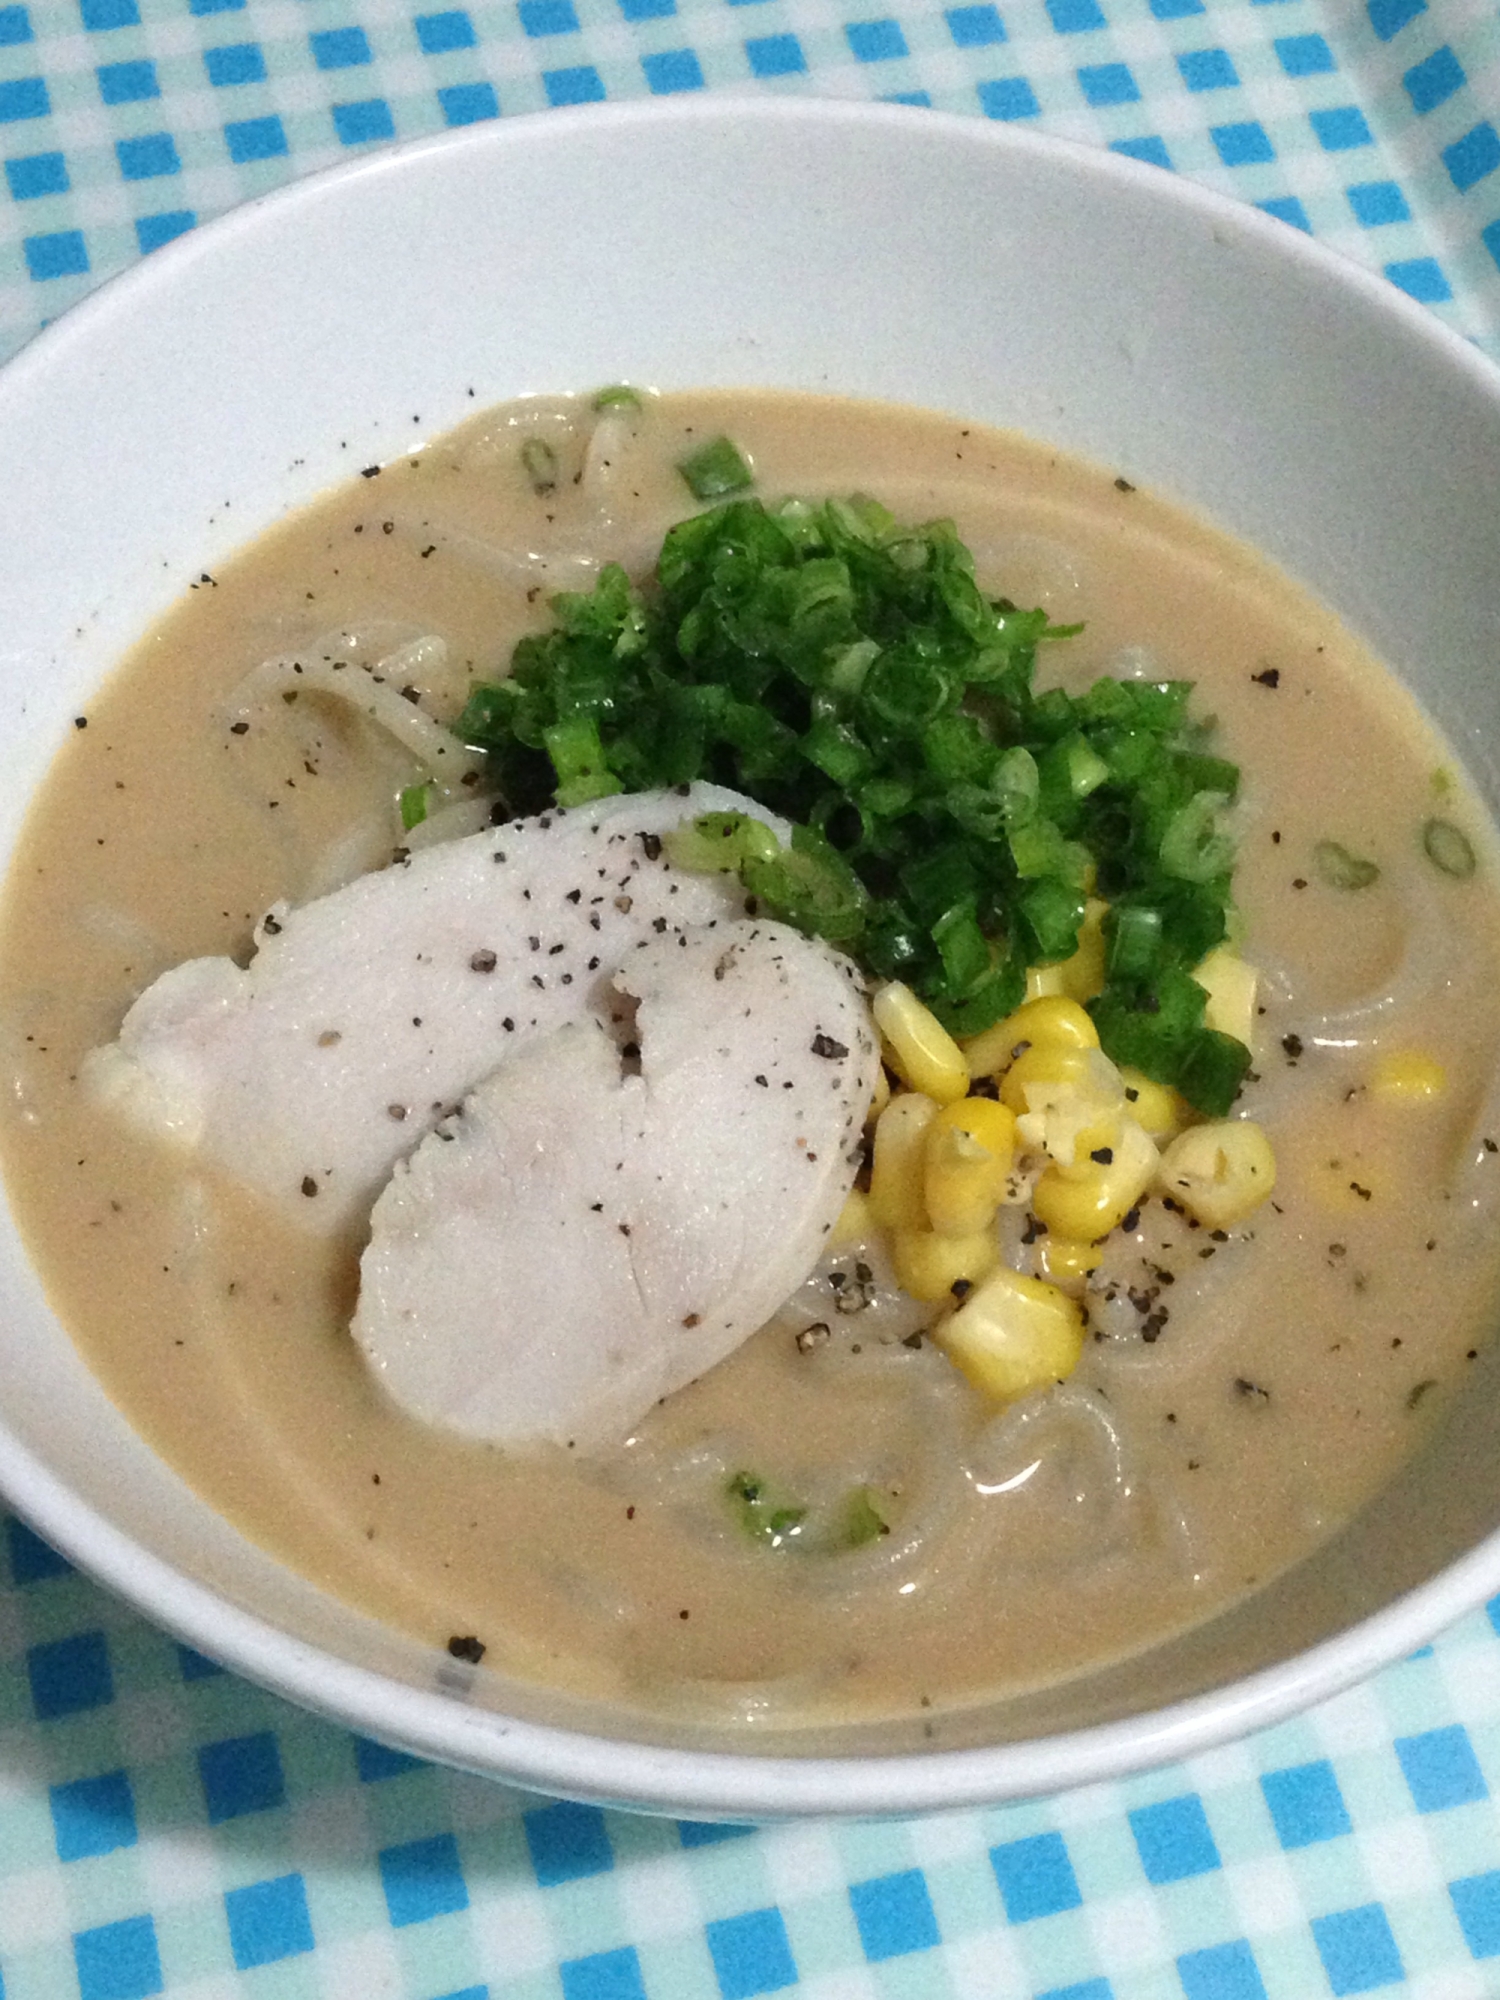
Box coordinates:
[4,390,1500,1736]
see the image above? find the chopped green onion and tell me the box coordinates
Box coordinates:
[520,437,557,495]
[1314,840,1379,891]
[1423,816,1476,880]
[725,1471,804,1547]
[841,1487,892,1548]
[398,782,432,831]
[677,436,754,501]
[592,384,642,412]
[662,810,780,875]
[542,716,622,808]
[461,493,1245,1110]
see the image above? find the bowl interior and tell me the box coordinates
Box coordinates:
[2,98,1500,1814]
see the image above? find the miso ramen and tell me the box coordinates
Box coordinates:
[3,389,1498,1735]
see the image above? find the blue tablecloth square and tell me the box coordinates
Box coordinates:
[1395,1725,1489,1810]
[135,209,193,250]
[204,43,266,85]
[312,26,373,67]
[51,1771,138,1861]
[1311,1904,1405,1995]
[1046,0,1104,31]
[679,1821,755,1847]
[1261,1761,1353,1848]
[332,97,395,142]
[1212,118,1274,162]
[947,5,1005,46]
[415,11,476,52]
[0,78,51,124]
[1346,178,1409,223]
[979,75,1040,116]
[1367,0,1423,40]
[5,151,68,199]
[849,1868,940,1961]
[705,1908,798,2000]
[884,85,930,99]
[560,1947,647,2000]
[1038,1982,1114,2000]
[846,17,908,60]
[1258,192,1311,226]
[438,80,498,120]
[1078,60,1138,103]
[7,1517,70,1584]
[620,0,676,17]
[1483,217,1500,270]
[1442,122,1500,193]
[523,0,581,35]
[116,132,180,180]
[1176,1939,1268,2000]
[1311,104,1373,147]
[1385,253,1452,299]
[28,1630,112,1718]
[1111,132,1172,164]
[1178,47,1238,89]
[198,1730,285,1823]
[990,1831,1082,1922]
[0,7,31,44]
[225,1873,316,1971]
[745,34,804,74]
[1449,1871,1500,1959]
[524,1801,614,1886]
[1403,44,1463,113]
[1274,31,1333,74]
[543,63,605,101]
[223,113,287,161]
[642,47,704,89]
[354,1735,426,1782]
[175,1645,222,1681]
[79,0,139,32]
[73,1915,163,2000]
[379,1832,469,1928]
[97,59,157,102]
[1129,1795,1222,1884]
[1149,0,1203,17]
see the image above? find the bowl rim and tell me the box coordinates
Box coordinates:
[4,91,1500,1818]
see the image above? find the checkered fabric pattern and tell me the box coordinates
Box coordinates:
[2,5,1500,1988]
[8,1511,1500,1995]
[0,0,1495,357]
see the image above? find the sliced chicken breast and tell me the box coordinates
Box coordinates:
[87,785,784,1234]
[352,919,878,1446]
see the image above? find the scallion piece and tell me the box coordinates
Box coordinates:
[398,782,432,831]
[1423,816,1476,880]
[520,437,557,495]
[677,435,754,501]
[542,716,622,808]
[592,384,643,412]
[1314,840,1379,891]
[726,1470,805,1546]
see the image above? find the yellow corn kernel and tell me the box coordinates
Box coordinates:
[866,1065,892,1126]
[872,981,969,1106]
[1037,1234,1104,1286]
[1371,1051,1447,1103]
[1119,1067,1189,1144]
[868,1090,938,1232]
[934,1265,1085,1402]
[892,1226,999,1302]
[1032,1117,1159,1240]
[923,1097,1019,1236]
[829,1186,874,1249]
[1155,1119,1276,1228]
[962,995,1099,1080]
[999,1040,1107,1115]
[1193,947,1258,1050]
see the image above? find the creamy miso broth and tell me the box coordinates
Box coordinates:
[4,388,1500,1735]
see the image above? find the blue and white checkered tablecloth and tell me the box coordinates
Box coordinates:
[4,1,1500,1993]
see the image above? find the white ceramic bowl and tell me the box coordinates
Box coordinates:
[2,97,1500,1819]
